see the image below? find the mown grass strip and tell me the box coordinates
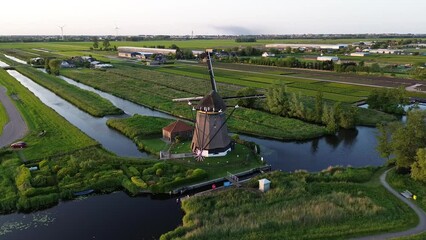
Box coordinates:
[15,66,123,117]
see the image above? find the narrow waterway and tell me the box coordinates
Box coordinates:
[57,74,175,118]
[6,70,146,158]
[0,60,10,68]
[4,55,27,65]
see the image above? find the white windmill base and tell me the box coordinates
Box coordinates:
[201,147,232,157]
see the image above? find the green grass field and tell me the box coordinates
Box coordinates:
[161,167,417,240]
[0,96,8,135]
[0,69,97,160]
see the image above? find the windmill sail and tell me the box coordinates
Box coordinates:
[191,51,233,158]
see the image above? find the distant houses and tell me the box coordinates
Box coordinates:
[60,56,112,69]
[118,46,175,65]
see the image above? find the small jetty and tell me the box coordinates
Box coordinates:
[172,165,272,194]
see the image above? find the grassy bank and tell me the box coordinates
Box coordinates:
[14,66,123,117]
[0,146,210,213]
[0,69,96,160]
[0,97,8,135]
[161,167,417,240]
[107,115,174,154]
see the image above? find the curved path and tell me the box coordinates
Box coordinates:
[0,86,28,147]
[354,169,426,240]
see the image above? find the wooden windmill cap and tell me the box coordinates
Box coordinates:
[196,90,227,112]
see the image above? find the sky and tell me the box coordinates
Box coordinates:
[1,0,425,35]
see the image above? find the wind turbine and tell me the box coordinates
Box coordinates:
[114,26,120,39]
[58,25,65,40]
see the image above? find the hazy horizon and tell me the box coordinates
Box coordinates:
[1,0,425,36]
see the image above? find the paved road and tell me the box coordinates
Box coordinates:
[0,86,28,147]
[354,169,426,240]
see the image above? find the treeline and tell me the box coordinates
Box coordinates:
[266,85,357,133]
[221,56,335,71]
[235,37,257,42]
[377,110,426,182]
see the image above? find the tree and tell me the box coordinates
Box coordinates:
[376,123,396,161]
[322,105,338,133]
[48,59,62,75]
[92,37,99,49]
[266,85,289,116]
[236,87,258,108]
[411,148,426,182]
[392,110,426,169]
[314,91,324,123]
[102,39,111,50]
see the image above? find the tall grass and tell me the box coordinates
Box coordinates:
[162,168,418,240]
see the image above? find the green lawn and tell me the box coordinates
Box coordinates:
[161,167,418,240]
[0,96,8,135]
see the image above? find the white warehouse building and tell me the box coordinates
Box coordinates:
[118,47,176,58]
[265,43,348,50]
[317,56,339,62]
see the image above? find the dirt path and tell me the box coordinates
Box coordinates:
[354,169,426,240]
[0,86,28,147]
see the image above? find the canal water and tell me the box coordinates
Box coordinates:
[0,192,182,240]
[4,55,27,65]
[6,70,146,158]
[1,58,398,239]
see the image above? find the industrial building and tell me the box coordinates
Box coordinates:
[366,49,404,54]
[117,47,176,58]
[265,43,348,50]
[350,52,370,57]
[317,56,339,62]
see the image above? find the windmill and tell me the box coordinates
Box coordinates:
[190,51,239,161]
[58,25,65,40]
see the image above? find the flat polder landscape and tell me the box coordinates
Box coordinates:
[1,1,426,239]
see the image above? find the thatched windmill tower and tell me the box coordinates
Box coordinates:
[191,52,237,160]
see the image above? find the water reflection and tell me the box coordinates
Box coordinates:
[241,126,381,172]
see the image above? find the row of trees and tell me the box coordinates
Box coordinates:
[221,56,335,71]
[91,38,117,51]
[266,85,357,133]
[377,110,426,181]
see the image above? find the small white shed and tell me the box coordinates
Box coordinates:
[258,178,271,193]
